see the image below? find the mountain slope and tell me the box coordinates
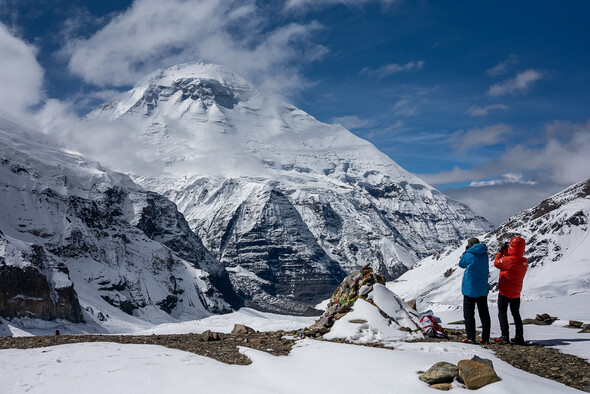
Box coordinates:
[0,118,236,325]
[87,62,491,313]
[389,178,590,311]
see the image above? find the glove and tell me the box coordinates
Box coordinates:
[498,242,509,255]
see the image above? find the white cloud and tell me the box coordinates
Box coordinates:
[392,99,418,116]
[419,119,590,223]
[486,55,519,77]
[63,0,327,98]
[467,104,509,117]
[285,0,400,11]
[444,182,564,225]
[331,115,375,130]
[487,69,544,97]
[0,22,44,124]
[449,123,513,153]
[362,61,425,79]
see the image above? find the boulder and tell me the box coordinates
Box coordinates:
[231,324,255,335]
[201,330,222,341]
[567,320,584,328]
[457,359,500,390]
[523,313,558,325]
[420,362,459,385]
[430,383,453,391]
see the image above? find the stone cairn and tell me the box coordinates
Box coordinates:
[303,264,394,338]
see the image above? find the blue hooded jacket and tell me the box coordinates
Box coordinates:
[458,243,489,297]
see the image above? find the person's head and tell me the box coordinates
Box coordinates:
[507,236,526,257]
[466,237,480,250]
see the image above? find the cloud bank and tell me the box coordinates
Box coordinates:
[63,0,327,97]
[0,22,44,123]
[422,119,590,224]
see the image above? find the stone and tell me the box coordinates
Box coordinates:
[316,316,334,328]
[249,338,262,345]
[231,324,255,335]
[568,320,584,328]
[348,319,368,324]
[579,325,590,334]
[430,383,453,391]
[457,359,500,390]
[420,362,459,385]
[201,330,221,341]
[470,355,493,367]
[406,299,417,311]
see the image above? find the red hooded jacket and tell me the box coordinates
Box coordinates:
[494,237,528,298]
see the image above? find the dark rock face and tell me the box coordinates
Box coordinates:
[0,244,84,323]
[219,190,345,314]
[0,128,236,323]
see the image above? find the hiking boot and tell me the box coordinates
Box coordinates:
[494,336,509,344]
[479,339,490,345]
[461,338,475,344]
[511,337,526,345]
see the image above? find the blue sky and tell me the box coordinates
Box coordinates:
[1,0,589,224]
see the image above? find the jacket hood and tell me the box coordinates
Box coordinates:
[507,236,526,257]
[467,243,488,255]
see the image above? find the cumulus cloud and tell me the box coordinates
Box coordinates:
[362,61,425,79]
[444,182,564,225]
[486,55,519,77]
[449,123,513,153]
[420,119,590,223]
[467,104,509,117]
[487,69,544,97]
[0,22,44,124]
[63,0,327,98]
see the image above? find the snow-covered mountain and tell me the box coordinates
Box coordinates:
[0,118,237,325]
[389,178,590,311]
[87,62,491,314]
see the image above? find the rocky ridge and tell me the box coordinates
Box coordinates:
[0,119,237,324]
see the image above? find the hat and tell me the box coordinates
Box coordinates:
[467,237,480,249]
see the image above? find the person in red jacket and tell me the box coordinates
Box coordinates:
[494,236,528,345]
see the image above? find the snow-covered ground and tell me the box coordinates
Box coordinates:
[1,295,588,393]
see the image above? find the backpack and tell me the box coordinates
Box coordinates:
[419,310,448,338]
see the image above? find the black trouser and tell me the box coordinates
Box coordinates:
[498,293,523,340]
[463,295,491,342]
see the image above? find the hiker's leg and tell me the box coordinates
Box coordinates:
[463,296,476,341]
[497,293,510,338]
[476,296,491,342]
[509,297,524,340]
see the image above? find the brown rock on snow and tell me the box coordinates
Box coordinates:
[457,359,500,390]
[420,362,459,385]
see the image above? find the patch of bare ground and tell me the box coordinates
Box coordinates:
[2,328,589,391]
[0,330,299,366]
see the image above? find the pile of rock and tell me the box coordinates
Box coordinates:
[420,355,500,391]
[199,324,256,342]
[302,264,403,338]
[522,313,558,325]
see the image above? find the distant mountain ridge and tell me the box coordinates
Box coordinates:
[389,178,590,311]
[87,62,492,314]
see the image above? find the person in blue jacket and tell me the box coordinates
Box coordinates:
[458,237,491,344]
